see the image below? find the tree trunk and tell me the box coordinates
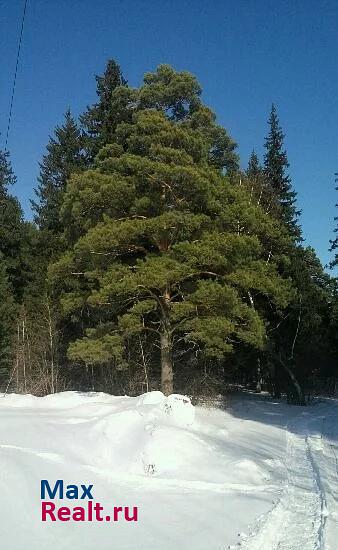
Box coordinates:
[160,287,174,396]
[160,330,173,396]
[276,355,305,405]
[256,357,262,393]
[283,362,305,405]
[139,336,149,393]
[46,298,56,394]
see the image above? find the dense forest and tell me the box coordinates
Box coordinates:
[1,60,337,403]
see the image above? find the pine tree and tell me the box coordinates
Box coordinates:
[32,110,86,237]
[138,65,239,173]
[264,104,301,239]
[81,59,128,158]
[50,70,291,396]
[81,62,238,173]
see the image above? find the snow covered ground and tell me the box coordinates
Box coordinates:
[0,390,337,549]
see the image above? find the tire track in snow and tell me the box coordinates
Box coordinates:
[240,415,327,550]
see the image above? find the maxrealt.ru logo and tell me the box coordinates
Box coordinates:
[40,480,138,523]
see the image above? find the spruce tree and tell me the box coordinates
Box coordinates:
[0,149,16,191]
[329,173,338,268]
[0,257,15,381]
[29,112,86,391]
[32,110,86,237]
[268,246,336,403]
[247,150,261,178]
[81,59,128,158]
[0,149,29,300]
[244,150,275,218]
[0,152,18,378]
[264,104,301,239]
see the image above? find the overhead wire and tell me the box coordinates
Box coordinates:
[5,0,28,149]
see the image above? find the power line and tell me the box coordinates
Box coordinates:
[5,0,28,149]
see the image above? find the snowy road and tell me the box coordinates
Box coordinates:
[241,412,329,550]
[0,391,337,550]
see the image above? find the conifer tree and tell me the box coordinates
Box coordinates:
[244,150,275,217]
[247,150,261,178]
[0,257,15,380]
[329,173,338,268]
[0,149,29,300]
[264,104,301,239]
[50,68,291,396]
[32,110,86,236]
[267,245,336,403]
[29,112,86,390]
[138,65,239,173]
[81,59,128,158]
[0,149,16,190]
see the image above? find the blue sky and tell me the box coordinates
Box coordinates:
[1,0,338,267]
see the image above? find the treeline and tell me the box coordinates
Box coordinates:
[1,60,337,402]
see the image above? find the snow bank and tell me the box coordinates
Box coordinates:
[1,390,335,549]
[0,390,280,488]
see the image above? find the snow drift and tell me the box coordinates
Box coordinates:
[0,390,336,549]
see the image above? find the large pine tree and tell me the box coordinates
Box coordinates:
[50,67,291,396]
[138,64,239,173]
[264,104,301,239]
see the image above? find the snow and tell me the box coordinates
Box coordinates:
[0,390,337,549]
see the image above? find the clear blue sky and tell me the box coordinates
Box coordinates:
[1,0,338,267]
